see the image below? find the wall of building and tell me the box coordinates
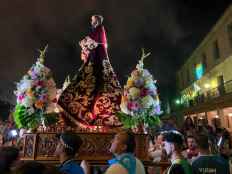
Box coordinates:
[178,6,232,131]
[177,6,232,92]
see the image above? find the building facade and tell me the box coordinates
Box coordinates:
[176,5,232,131]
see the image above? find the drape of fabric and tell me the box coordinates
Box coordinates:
[58,25,122,127]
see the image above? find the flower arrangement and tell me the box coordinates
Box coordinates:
[117,49,162,129]
[13,46,57,129]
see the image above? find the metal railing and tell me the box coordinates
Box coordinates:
[184,80,232,107]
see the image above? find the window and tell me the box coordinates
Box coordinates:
[227,23,232,48]
[212,40,220,60]
[202,53,207,69]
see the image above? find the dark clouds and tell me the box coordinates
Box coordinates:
[0,0,231,103]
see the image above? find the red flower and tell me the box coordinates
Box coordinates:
[127,102,139,111]
[37,81,44,87]
[140,88,148,97]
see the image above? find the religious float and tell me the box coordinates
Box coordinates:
[15,47,160,164]
[13,16,166,170]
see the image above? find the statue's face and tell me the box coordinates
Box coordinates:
[91,16,98,28]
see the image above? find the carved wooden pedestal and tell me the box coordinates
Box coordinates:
[21,132,170,173]
[21,132,149,164]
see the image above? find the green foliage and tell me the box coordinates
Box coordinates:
[13,104,59,129]
[116,106,161,128]
[43,113,59,126]
[13,104,40,129]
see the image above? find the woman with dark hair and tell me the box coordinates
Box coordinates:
[58,15,122,127]
[181,117,196,137]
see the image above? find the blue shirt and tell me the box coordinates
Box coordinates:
[59,159,84,174]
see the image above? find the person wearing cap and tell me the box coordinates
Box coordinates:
[55,132,84,174]
[105,130,145,174]
[163,130,193,174]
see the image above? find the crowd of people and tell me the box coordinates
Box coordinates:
[0,118,18,147]
[147,116,232,174]
[0,116,232,174]
[0,130,146,174]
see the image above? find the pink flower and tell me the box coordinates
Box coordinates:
[37,81,44,87]
[18,95,24,101]
[140,88,149,97]
[127,101,140,111]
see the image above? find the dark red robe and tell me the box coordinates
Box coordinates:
[58,25,122,127]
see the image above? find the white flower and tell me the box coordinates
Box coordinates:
[21,97,33,107]
[33,61,44,74]
[153,99,160,106]
[128,87,140,100]
[17,79,32,93]
[142,69,151,77]
[27,107,35,115]
[141,95,154,108]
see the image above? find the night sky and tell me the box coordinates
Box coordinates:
[0,0,231,104]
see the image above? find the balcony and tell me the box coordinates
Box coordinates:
[182,80,232,114]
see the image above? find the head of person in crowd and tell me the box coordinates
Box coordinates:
[150,132,164,147]
[186,135,197,150]
[218,128,232,160]
[184,135,199,161]
[163,130,184,159]
[55,131,83,163]
[195,134,210,154]
[197,121,210,134]
[163,131,193,174]
[109,130,136,156]
[0,146,19,173]
[156,133,164,146]
[215,128,223,138]
[184,117,195,129]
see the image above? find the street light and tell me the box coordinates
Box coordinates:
[204,83,210,89]
[175,99,181,105]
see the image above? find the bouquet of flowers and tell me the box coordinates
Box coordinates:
[79,36,98,63]
[13,46,57,129]
[117,49,162,129]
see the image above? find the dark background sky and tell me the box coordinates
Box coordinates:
[0,0,231,104]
